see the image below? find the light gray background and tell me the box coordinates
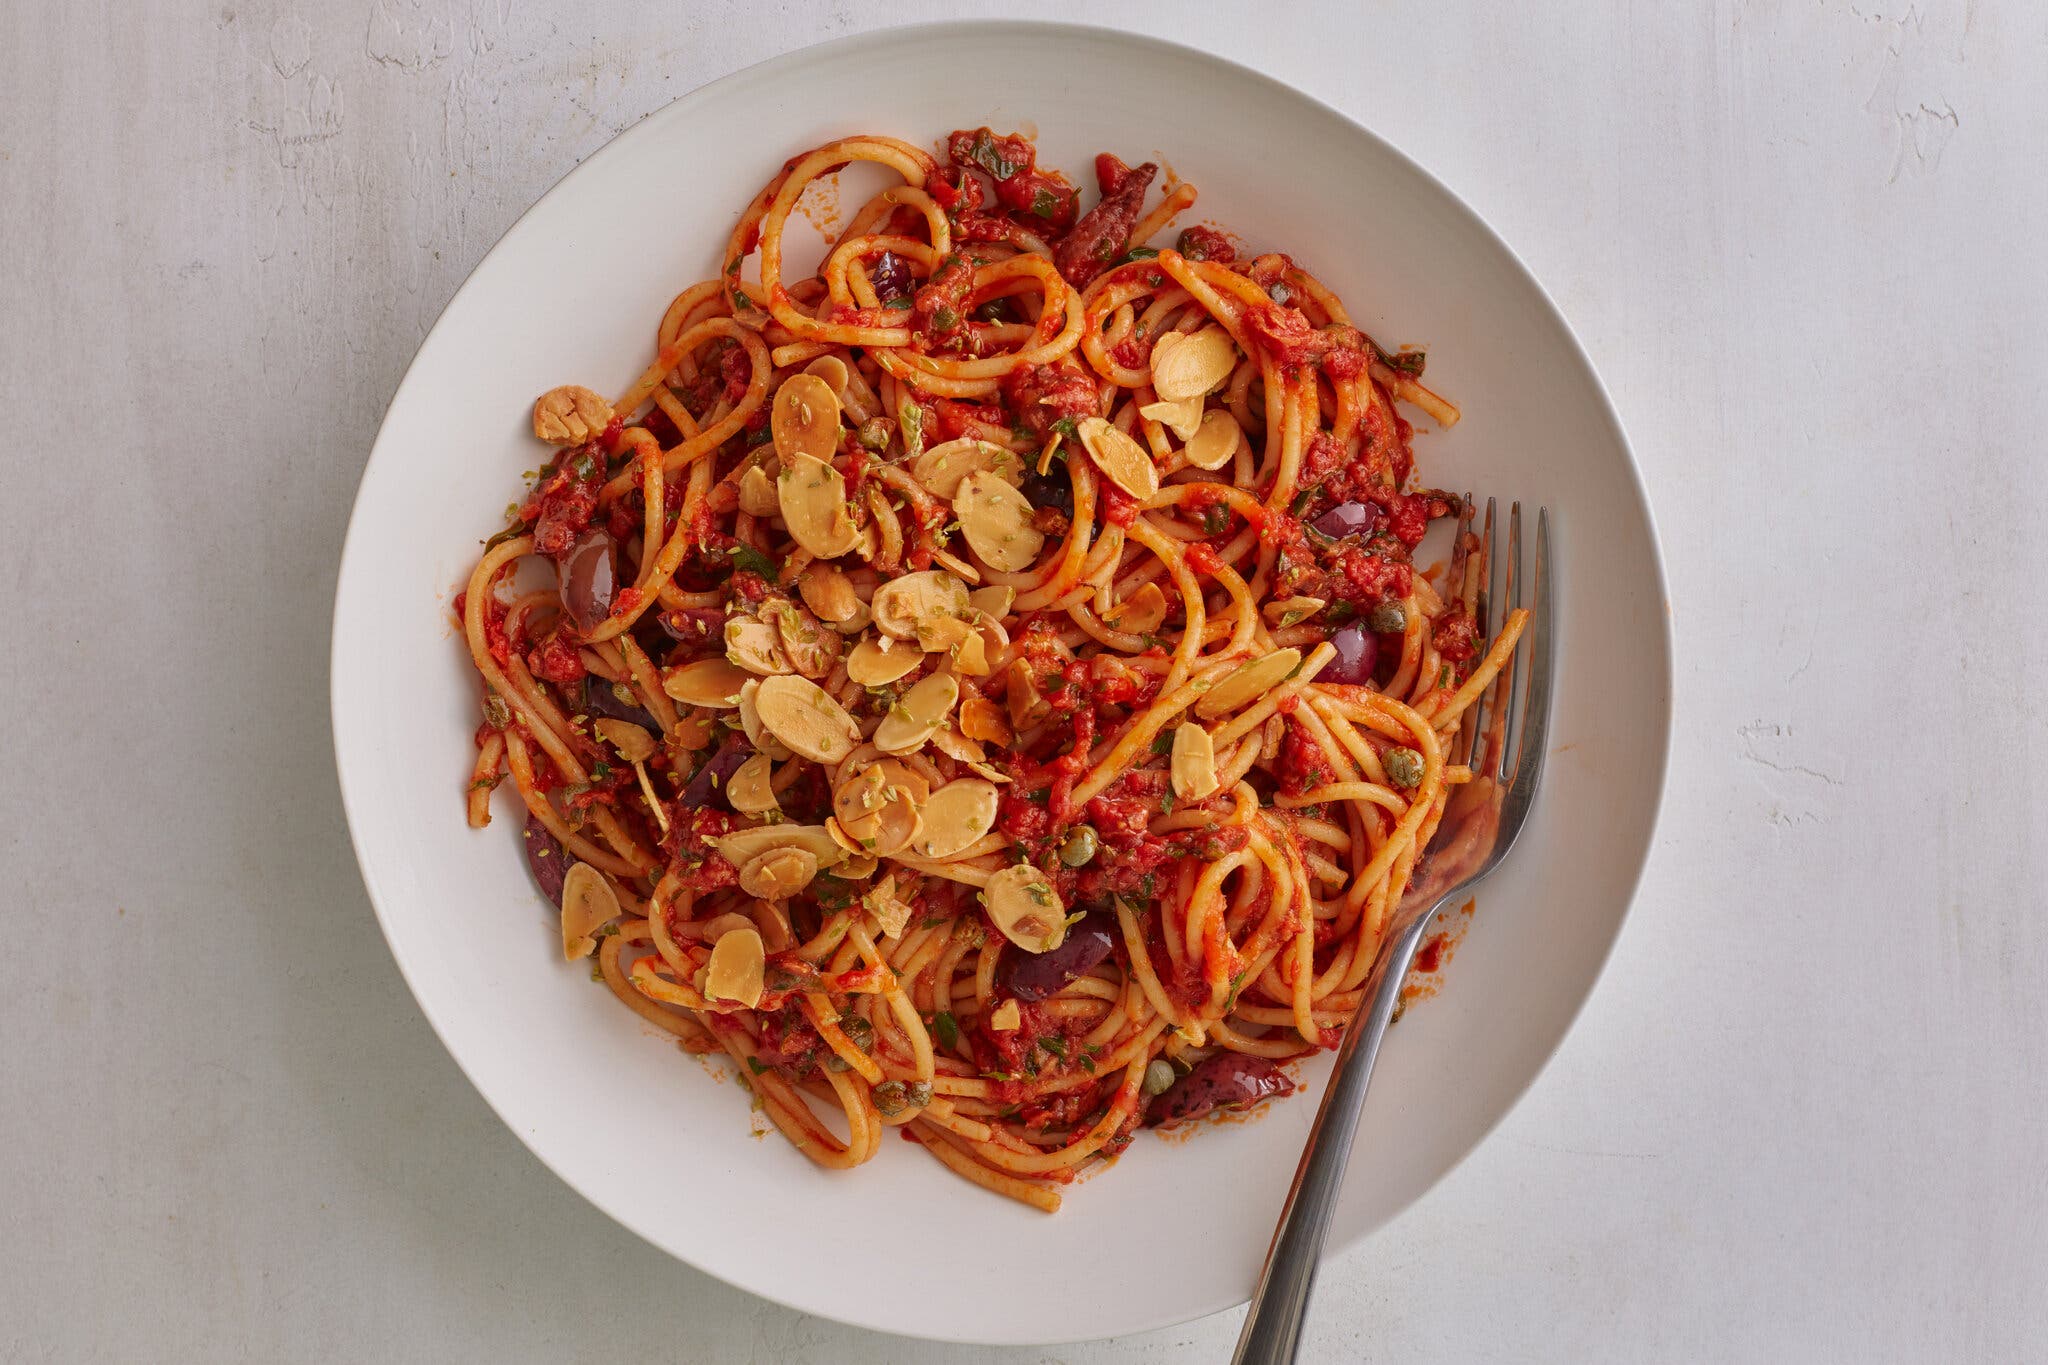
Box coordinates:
[4,2,2042,1361]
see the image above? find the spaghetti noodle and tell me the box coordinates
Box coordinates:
[456,130,1528,1213]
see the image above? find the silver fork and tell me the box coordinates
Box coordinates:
[1232,501,1556,1365]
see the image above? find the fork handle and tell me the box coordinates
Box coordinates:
[1230,909,1434,1365]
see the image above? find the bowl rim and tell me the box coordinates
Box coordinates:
[331,17,1673,1344]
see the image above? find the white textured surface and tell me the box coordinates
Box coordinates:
[1,2,2041,1361]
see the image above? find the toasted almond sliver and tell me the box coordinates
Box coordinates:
[988,998,1021,1031]
[767,599,842,679]
[870,570,971,641]
[1194,648,1304,720]
[1077,416,1160,500]
[710,823,846,870]
[832,760,923,857]
[725,616,792,676]
[662,658,750,709]
[1139,395,1204,442]
[560,861,620,960]
[737,679,793,760]
[912,437,1020,499]
[738,846,818,901]
[771,372,841,465]
[1170,723,1220,801]
[949,629,989,677]
[753,674,860,763]
[1104,582,1168,636]
[960,695,1014,746]
[930,727,986,763]
[838,852,880,880]
[532,385,613,446]
[1262,595,1327,628]
[845,636,923,687]
[737,464,781,517]
[1150,325,1236,401]
[874,672,960,754]
[704,926,765,1007]
[955,470,1045,573]
[912,779,999,860]
[966,760,1013,784]
[983,864,1067,955]
[1005,659,1049,729]
[968,584,1015,620]
[777,454,860,558]
[726,753,779,815]
[802,353,849,396]
[863,876,912,938]
[1184,408,1242,471]
[797,562,860,623]
[592,717,657,763]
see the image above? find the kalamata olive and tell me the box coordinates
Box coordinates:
[559,530,617,635]
[522,811,568,908]
[1018,469,1074,521]
[1320,625,1379,685]
[1143,1052,1296,1126]
[869,250,912,303]
[1309,500,1381,540]
[998,913,1117,1002]
[581,675,658,729]
[678,734,754,811]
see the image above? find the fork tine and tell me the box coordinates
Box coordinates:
[1502,508,1555,819]
[1465,496,1497,773]
[1496,503,1526,782]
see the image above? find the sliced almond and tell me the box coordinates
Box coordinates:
[911,779,999,860]
[955,470,1045,573]
[560,861,620,960]
[966,760,1013,784]
[1170,723,1220,801]
[1262,595,1326,628]
[777,454,860,558]
[592,717,657,763]
[737,464,781,517]
[770,372,841,465]
[737,678,793,760]
[797,562,860,623]
[870,570,971,642]
[753,674,860,764]
[912,437,1019,499]
[766,599,842,679]
[1104,582,1168,636]
[930,727,986,763]
[863,876,912,938]
[949,629,989,677]
[838,852,880,880]
[704,925,765,1007]
[988,998,1021,1031]
[1194,648,1303,720]
[738,846,818,901]
[1139,395,1204,441]
[1077,416,1160,500]
[662,658,750,709]
[845,636,923,687]
[1150,325,1236,401]
[726,753,780,815]
[532,385,613,446]
[983,864,1067,955]
[960,694,1014,746]
[968,584,1015,621]
[802,353,849,396]
[725,615,792,676]
[710,823,846,870]
[832,763,922,858]
[1005,659,1049,729]
[873,672,959,754]
[918,615,973,655]
[1184,408,1242,471]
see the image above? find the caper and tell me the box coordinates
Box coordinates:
[873,1080,908,1116]
[1367,599,1408,634]
[825,1054,850,1073]
[1058,824,1100,867]
[839,1013,875,1053]
[906,1080,933,1107]
[1383,746,1425,789]
[1142,1058,1177,1097]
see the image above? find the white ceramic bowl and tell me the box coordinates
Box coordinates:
[332,21,1670,1345]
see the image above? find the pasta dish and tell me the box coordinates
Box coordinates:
[456,129,1526,1212]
